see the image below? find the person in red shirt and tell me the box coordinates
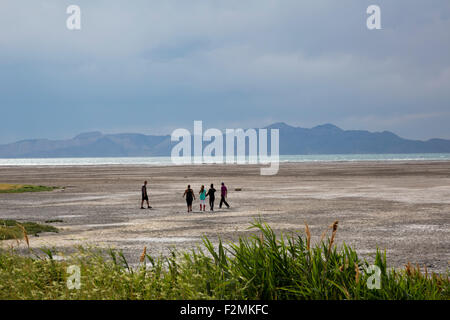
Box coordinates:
[219,182,230,209]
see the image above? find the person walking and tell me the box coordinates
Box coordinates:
[206,183,216,211]
[199,185,206,212]
[219,182,230,209]
[141,180,152,209]
[183,184,195,212]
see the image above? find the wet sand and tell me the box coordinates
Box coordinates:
[0,162,449,273]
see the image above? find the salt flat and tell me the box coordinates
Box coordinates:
[0,161,449,273]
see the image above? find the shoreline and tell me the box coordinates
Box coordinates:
[1,159,450,169]
[0,153,450,167]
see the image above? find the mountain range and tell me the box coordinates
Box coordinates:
[1,123,450,158]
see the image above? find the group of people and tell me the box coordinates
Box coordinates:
[183,183,230,212]
[140,180,230,212]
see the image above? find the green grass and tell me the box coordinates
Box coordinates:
[0,220,448,300]
[0,184,58,193]
[0,219,58,240]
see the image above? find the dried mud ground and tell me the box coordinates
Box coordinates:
[0,162,449,273]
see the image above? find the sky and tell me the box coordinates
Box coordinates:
[0,0,449,144]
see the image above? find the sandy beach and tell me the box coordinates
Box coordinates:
[0,161,449,273]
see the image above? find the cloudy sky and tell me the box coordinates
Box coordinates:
[0,0,449,143]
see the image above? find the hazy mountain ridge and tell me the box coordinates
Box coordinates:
[1,123,450,158]
[267,123,450,154]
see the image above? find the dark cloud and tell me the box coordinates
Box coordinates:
[0,0,449,143]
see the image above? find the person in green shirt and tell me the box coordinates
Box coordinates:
[199,185,206,212]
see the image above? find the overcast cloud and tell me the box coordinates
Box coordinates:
[0,0,449,143]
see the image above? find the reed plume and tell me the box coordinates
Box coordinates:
[327,221,339,256]
[354,263,360,284]
[18,224,29,249]
[140,246,147,263]
[304,222,311,251]
[405,262,412,276]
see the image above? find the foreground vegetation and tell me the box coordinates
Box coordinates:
[0,219,59,240]
[0,183,57,193]
[0,221,448,300]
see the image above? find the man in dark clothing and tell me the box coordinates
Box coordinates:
[205,183,216,211]
[219,182,230,209]
[141,180,152,209]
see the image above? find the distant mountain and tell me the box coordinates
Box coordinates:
[1,123,450,158]
[0,132,172,158]
[266,122,450,154]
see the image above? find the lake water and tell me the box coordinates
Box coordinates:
[0,154,450,166]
